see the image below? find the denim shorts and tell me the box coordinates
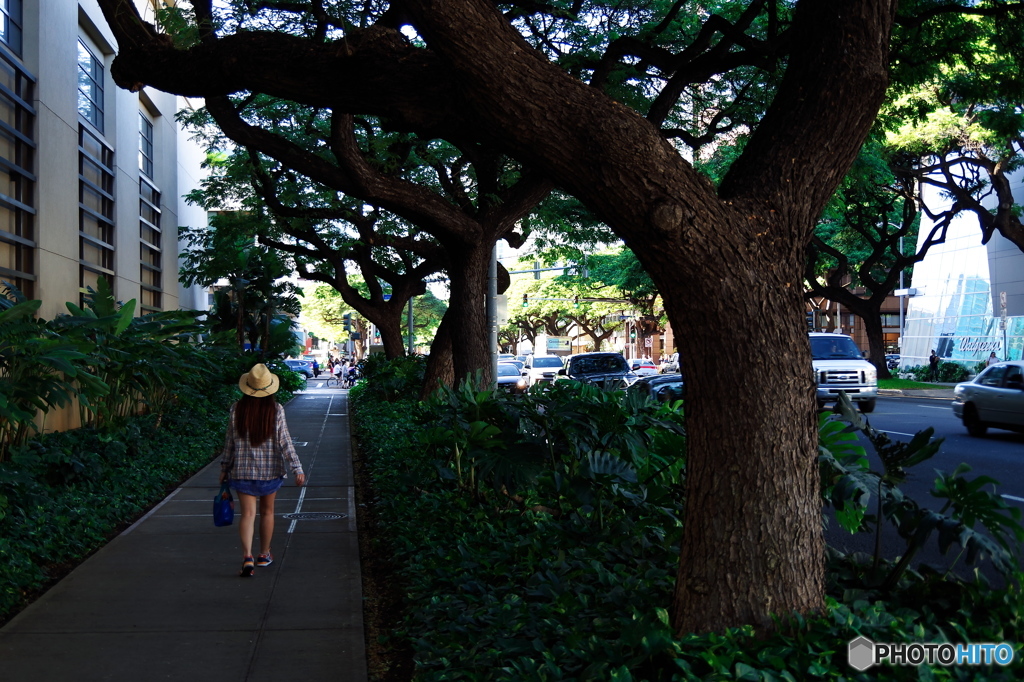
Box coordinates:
[229,477,284,497]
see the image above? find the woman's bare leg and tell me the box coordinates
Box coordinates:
[258,491,278,556]
[237,492,258,557]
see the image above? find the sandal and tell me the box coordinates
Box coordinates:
[239,556,255,577]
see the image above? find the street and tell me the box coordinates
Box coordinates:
[864,396,1024,508]
[823,395,1024,584]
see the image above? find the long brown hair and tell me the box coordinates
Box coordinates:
[235,395,277,447]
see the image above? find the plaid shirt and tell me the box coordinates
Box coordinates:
[220,402,303,480]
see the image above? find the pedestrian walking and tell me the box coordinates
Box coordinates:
[219,363,305,577]
[311,357,320,377]
[928,350,940,381]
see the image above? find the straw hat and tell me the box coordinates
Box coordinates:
[239,363,280,397]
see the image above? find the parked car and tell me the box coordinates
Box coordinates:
[558,352,638,389]
[628,358,659,377]
[495,362,529,394]
[810,332,877,413]
[885,353,900,371]
[503,359,525,373]
[659,352,679,374]
[284,359,314,378]
[498,353,516,363]
[523,355,565,385]
[628,373,685,403]
[952,360,1024,437]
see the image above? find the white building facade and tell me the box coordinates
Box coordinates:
[0,0,207,320]
[901,173,1024,370]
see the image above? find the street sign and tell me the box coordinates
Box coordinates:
[546,336,570,352]
[496,294,508,326]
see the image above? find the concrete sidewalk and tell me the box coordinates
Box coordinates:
[0,380,366,682]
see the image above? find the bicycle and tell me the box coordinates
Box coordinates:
[326,375,341,388]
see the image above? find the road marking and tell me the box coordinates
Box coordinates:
[878,429,916,437]
[287,391,340,533]
[1002,495,1024,503]
[287,485,309,534]
[919,406,948,410]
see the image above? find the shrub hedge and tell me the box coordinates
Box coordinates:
[0,377,237,624]
[351,362,1022,681]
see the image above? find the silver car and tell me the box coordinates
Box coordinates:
[284,359,314,378]
[952,361,1024,437]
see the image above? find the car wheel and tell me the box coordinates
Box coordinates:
[963,404,988,437]
[859,398,876,414]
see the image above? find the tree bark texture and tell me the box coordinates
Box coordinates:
[444,240,494,384]
[423,313,455,398]
[97,0,899,634]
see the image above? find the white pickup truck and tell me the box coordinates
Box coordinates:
[810,332,877,413]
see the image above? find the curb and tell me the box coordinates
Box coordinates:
[879,389,955,400]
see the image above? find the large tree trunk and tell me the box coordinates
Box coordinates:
[376,314,406,360]
[862,311,892,380]
[655,225,823,633]
[423,313,455,397]
[445,241,493,385]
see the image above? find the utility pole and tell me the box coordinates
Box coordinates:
[488,246,498,381]
[407,297,415,355]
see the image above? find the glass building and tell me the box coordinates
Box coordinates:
[902,173,1024,370]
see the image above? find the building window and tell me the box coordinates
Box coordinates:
[139,174,162,312]
[139,112,154,178]
[0,0,22,55]
[77,39,104,133]
[0,46,34,298]
[79,125,114,302]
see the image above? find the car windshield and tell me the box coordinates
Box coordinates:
[532,357,564,368]
[571,355,629,374]
[810,336,863,360]
[496,364,520,377]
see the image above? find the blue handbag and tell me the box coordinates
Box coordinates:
[213,482,235,527]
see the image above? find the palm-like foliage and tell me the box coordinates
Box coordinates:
[0,293,108,460]
[52,279,211,428]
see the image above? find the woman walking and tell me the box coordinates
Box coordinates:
[219,363,306,577]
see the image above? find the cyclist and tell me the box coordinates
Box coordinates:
[331,361,344,387]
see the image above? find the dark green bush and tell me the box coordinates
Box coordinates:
[353,359,1022,680]
[0,369,236,624]
[356,353,427,402]
[939,361,971,383]
[906,362,972,383]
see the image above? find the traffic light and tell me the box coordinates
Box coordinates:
[573,296,580,308]
[343,312,351,332]
[522,294,528,308]
[630,329,637,340]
